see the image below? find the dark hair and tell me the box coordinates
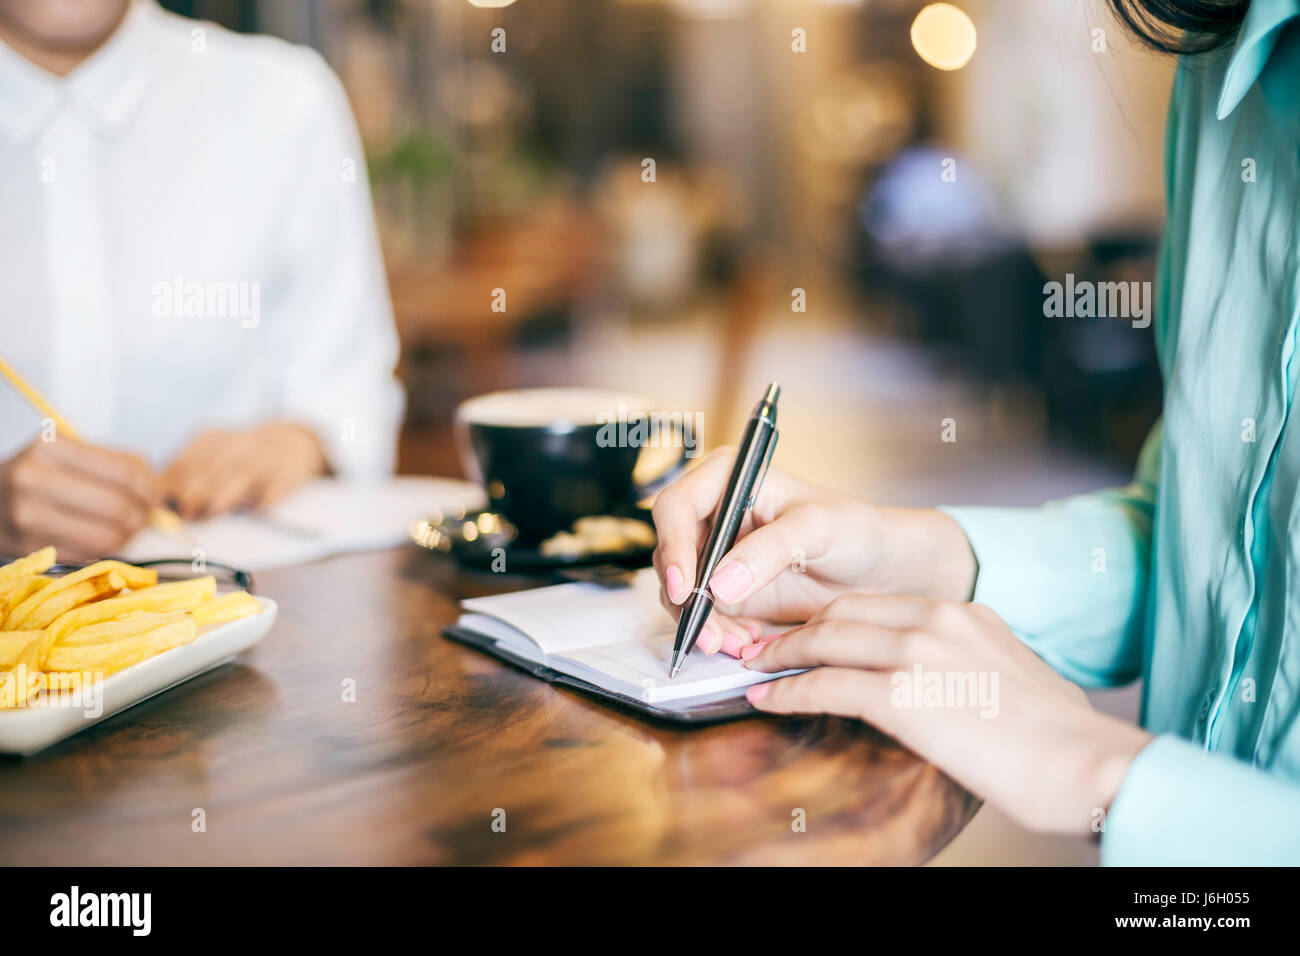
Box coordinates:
[1107,0,1251,53]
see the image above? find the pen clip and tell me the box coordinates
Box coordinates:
[746,429,778,511]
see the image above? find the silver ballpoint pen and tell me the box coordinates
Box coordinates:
[668,383,780,678]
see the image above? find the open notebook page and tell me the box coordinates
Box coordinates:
[460,568,668,655]
[122,477,485,572]
[458,569,795,705]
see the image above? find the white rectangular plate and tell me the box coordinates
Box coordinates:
[0,596,276,756]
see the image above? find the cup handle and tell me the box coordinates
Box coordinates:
[633,420,692,498]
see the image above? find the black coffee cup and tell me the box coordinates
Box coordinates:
[455,388,693,545]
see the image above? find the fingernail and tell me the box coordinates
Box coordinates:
[665,565,686,603]
[742,622,761,640]
[709,562,753,604]
[746,683,770,704]
[740,641,768,662]
[721,631,745,658]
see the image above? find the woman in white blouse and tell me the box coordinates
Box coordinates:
[0,0,403,558]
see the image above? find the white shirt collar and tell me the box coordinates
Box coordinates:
[0,0,156,145]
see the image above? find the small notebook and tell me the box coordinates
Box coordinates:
[122,477,486,572]
[444,568,795,724]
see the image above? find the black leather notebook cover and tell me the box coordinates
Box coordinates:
[442,624,758,726]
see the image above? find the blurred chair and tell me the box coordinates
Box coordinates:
[857,147,1160,461]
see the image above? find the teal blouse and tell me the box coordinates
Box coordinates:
[945,0,1300,864]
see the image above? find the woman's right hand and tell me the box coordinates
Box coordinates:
[650,447,977,657]
[0,437,158,561]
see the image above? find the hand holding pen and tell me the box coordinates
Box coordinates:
[651,390,979,666]
[666,383,781,677]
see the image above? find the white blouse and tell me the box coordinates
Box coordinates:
[0,0,403,476]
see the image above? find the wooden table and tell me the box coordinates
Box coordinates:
[0,549,979,865]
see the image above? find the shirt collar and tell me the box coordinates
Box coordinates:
[0,0,156,145]
[1217,0,1300,118]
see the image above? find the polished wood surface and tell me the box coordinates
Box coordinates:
[0,549,979,865]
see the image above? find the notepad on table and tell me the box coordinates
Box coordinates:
[445,568,796,724]
[122,476,485,572]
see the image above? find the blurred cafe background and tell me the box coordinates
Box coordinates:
[163,0,1173,863]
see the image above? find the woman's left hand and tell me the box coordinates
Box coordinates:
[742,593,1153,835]
[162,423,327,520]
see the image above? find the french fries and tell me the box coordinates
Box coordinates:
[0,630,43,668]
[0,573,51,627]
[192,591,262,628]
[4,559,157,630]
[0,548,262,708]
[57,610,191,647]
[44,618,198,674]
[14,570,126,631]
[0,546,55,587]
[51,576,217,633]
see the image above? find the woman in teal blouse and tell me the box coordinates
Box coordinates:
[651,0,1300,864]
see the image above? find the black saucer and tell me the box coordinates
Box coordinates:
[410,508,655,575]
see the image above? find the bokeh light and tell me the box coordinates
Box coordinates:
[910,3,977,71]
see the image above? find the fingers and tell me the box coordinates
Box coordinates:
[168,459,241,519]
[159,431,222,490]
[39,470,150,538]
[742,617,909,672]
[804,591,938,629]
[10,486,136,559]
[162,425,325,519]
[713,611,763,658]
[692,616,725,655]
[14,452,149,534]
[706,504,830,605]
[652,547,681,620]
[46,439,158,512]
[249,424,326,507]
[650,446,813,608]
[676,601,724,655]
[650,448,736,604]
[165,435,258,519]
[654,548,763,658]
[3,441,158,559]
[692,612,761,658]
[743,593,975,673]
[746,667,890,723]
[161,431,236,518]
[194,468,259,519]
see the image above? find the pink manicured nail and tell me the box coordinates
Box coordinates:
[742,622,761,640]
[709,562,753,604]
[665,565,685,603]
[740,641,768,662]
[746,683,770,704]
[721,631,745,658]
[696,626,722,655]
